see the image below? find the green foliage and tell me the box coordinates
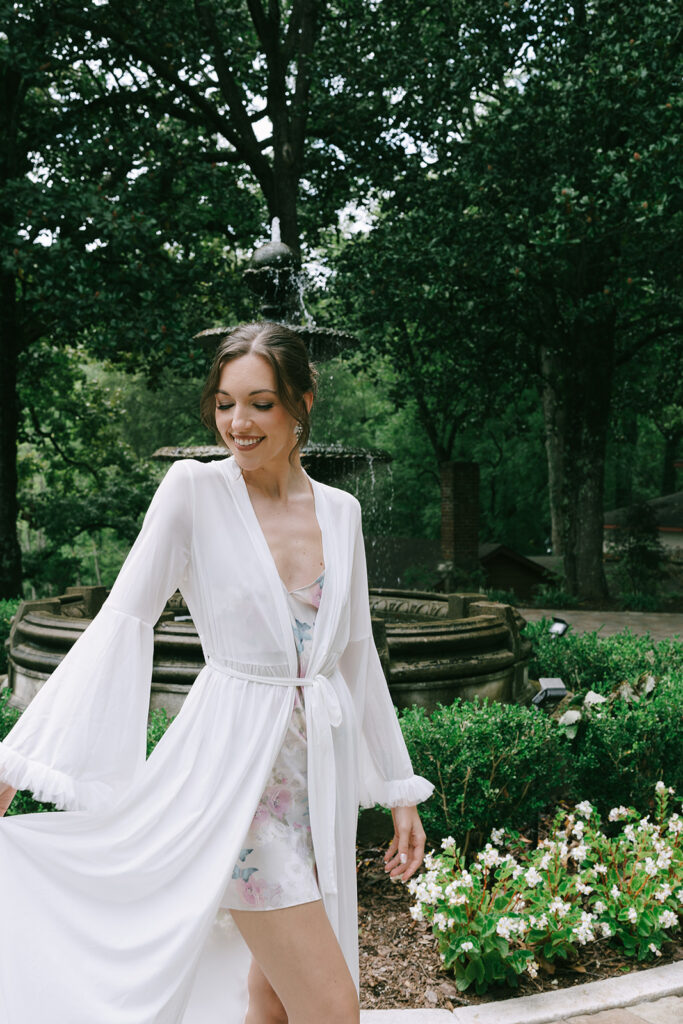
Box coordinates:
[409,787,682,994]
[399,700,569,852]
[523,621,683,694]
[530,586,580,609]
[146,707,174,757]
[564,674,683,817]
[607,503,665,596]
[0,599,20,674]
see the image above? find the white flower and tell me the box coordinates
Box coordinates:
[594,900,607,915]
[525,867,543,887]
[424,852,435,870]
[627,908,638,924]
[570,842,588,862]
[529,913,549,930]
[610,885,620,900]
[656,781,667,794]
[459,940,474,953]
[583,690,607,706]
[677,889,683,906]
[526,960,539,979]
[572,820,586,839]
[624,824,637,843]
[496,916,527,940]
[511,896,526,912]
[478,843,501,869]
[573,911,596,945]
[649,943,662,958]
[656,849,673,871]
[490,827,505,846]
[659,910,677,929]
[667,814,683,836]
[644,858,658,877]
[409,905,424,922]
[609,805,631,821]
[654,884,672,902]
[539,852,552,871]
[594,863,608,875]
[441,836,456,850]
[548,898,571,918]
[576,800,594,818]
[601,922,613,938]
[512,865,525,880]
[577,881,593,895]
[433,912,449,932]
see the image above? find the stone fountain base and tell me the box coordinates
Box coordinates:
[6,587,532,717]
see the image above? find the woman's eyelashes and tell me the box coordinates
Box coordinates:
[216,402,274,411]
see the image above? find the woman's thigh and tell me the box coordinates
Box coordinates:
[230,900,359,1024]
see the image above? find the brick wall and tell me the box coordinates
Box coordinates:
[440,461,480,569]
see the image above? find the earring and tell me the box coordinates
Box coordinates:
[294,422,303,438]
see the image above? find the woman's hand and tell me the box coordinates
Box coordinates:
[0,784,17,817]
[383,804,426,883]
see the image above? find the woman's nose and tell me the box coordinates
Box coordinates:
[231,404,252,429]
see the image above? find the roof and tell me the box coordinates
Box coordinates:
[478,543,554,579]
[604,491,683,532]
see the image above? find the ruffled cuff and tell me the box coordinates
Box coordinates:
[359,773,435,810]
[0,743,112,812]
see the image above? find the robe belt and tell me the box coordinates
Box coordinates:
[204,656,342,896]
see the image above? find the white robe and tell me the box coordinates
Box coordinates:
[0,456,433,1024]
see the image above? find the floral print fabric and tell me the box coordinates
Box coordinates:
[220,571,325,911]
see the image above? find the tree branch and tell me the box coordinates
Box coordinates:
[26,405,103,485]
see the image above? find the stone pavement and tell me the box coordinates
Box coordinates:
[519,608,683,643]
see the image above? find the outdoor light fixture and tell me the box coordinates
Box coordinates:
[549,617,569,637]
[532,676,568,708]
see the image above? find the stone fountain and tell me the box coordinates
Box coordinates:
[5,223,532,716]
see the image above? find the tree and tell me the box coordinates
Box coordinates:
[331,0,682,600]
[0,0,257,596]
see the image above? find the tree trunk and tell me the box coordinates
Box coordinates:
[661,426,683,496]
[540,323,615,601]
[0,272,23,598]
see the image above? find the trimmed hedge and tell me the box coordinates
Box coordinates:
[524,620,683,694]
[399,699,570,852]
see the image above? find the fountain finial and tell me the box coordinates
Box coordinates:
[271,217,281,243]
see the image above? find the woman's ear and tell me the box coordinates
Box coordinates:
[303,390,314,416]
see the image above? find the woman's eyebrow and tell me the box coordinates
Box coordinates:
[215,388,277,396]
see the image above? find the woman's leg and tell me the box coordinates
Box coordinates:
[230,900,359,1024]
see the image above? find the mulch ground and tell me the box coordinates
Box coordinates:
[357,843,683,1011]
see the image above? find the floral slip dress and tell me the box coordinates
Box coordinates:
[220,570,325,911]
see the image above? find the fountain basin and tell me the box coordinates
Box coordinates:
[5,588,531,717]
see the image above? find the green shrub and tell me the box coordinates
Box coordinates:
[567,673,683,816]
[400,699,570,851]
[530,585,580,609]
[147,707,174,756]
[523,620,683,694]
[409,785,682,995]
[0,599,20,675]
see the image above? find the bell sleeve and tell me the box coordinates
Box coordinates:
[338,502,434,810]
[0,459,194,812]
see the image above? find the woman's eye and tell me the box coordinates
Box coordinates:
[216,403,234,411]
[254,403,273,410]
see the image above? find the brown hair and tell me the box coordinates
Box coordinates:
[200,322,318,460]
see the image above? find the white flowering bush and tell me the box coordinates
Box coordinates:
[408,784,682,994]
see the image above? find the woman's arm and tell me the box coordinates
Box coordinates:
[337,501,433,878]
[0,460,194,812]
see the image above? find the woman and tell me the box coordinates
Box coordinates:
[0,322,433,1024]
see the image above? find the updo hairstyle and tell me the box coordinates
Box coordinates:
[199,322,318,458]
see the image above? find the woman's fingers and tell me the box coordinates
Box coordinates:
[383,805,427,881]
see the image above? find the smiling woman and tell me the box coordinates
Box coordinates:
[0,321,433,1024]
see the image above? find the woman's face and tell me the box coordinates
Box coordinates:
[214,352,310,472]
